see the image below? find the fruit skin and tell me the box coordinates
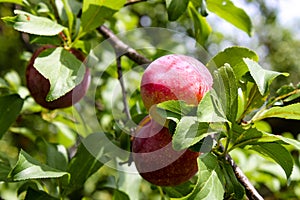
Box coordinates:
[140,54,213,110]
[26,45,90,110]
[132,116,199,186]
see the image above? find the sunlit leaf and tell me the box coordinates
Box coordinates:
[206,0,252,36]
[172,116,213,151]
[8,150,68,181]
[207,46,258,81]
[0,0,23,5]
[254,103,300,121]
[197,90,227,123]
[214,65,238,122]
[243,58,289,96]
[81,0,126,32]
[33,47,85,101]
[2,10,65,36]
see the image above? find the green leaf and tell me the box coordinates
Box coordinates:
[156,100,195,117]
[80,0,125,33]
[220,161,245,199]
[163,181,194,198]
[2,10,66,36]
[254,103,300,121]
[0,94,24,139]
[0,161,11,181]
[25,188,58,200]
[62,134,104,195]
[8,150,68,181]
[188,2,211,45]
[0,0,23,5]
[36,138,69,171]
[243,58,289,96]
[207,46,258,81]
[174,153,225,200]
[172,116,213,151]
[112,189,130,200]
[214,65,238,122]
[250,142,294,179]
[197,90,227,123]
[260,132,300,151]
[206,0,252,36]
[33,47,85,101]
[166,0,189,21]
[29,35,61,45]
[230,124,263,150]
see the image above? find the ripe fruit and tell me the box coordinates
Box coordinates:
[26,45,90,110]
[140,54,213,110]
[132,116,199,186]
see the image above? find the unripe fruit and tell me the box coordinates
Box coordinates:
[140,54,213,110]
[132,116,199,186]
[26,45,90,110]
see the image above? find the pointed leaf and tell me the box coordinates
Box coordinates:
[254,103,300,121]
[33,47,85,101]
[207,46,258,81]
[81,0,125,32]
[214,65,238,122]
[174,153,225,200]
[243,58,289,96]
[206,0,252,36]
[188,3,211,45]
[0,94,24,138]
[166,0,189,21]
[8,150,68,181]
[250,142,294,179]
[197,90,227,122]
[63,134,104,195]
[172,116,213,151]
[2,10,65,36]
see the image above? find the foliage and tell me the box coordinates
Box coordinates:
[0,0,300,199]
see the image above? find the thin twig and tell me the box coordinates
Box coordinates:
[224,151,264,200]
[116,56,131,121]
[97,25,151,66]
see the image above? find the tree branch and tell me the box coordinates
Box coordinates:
[225,153,264,200]
[97,25,151,66]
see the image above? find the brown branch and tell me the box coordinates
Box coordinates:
[97,25,151,66]
[225,153,264,200]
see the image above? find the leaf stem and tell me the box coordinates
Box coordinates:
[61,0,74,37]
